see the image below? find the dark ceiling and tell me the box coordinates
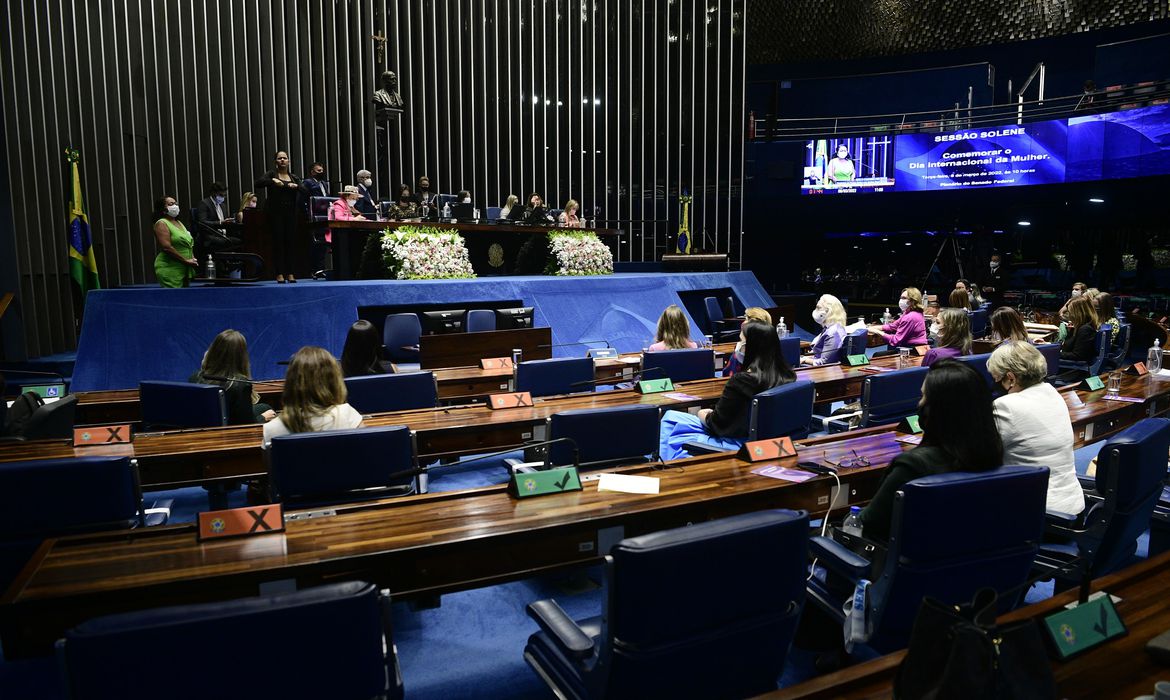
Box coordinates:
[746,0,1169,65]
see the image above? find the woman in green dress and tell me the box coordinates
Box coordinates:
[825,143,856,184]
[152,195,198,287]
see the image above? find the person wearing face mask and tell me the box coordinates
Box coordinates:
[1058,281,1088,319]
[921,308,972,368]
[193,181,242,258]
[151,195,198,288]
[858,360,1003,541]
[386,184,420,220]
[982,254,1005,309]
[723,307,772,376]
[299,161,330,214]
[802,294,848,366]
[255,149,302,283]
[415,175,438,218]
[354,169,379,218]
[235,191,258,223]
[989,341,1084,515]
[868,287,928,349]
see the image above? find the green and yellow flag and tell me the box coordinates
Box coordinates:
[66,147,99,312]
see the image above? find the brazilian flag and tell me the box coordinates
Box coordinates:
[66,147,99,312]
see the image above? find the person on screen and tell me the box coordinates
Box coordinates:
[825,144,856,184]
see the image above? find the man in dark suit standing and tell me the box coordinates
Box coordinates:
[193,181,241,257]
[982,253,1006,309]
[354,168,379,218]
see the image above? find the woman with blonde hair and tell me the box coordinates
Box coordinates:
[262,346,363,446]
[647,305,698,352]
[803,294,848,365]
[190,329,275,423]
[922,308,972,368]
[558,199,583,227]
[869,287,927,349]
[499,194,519,220]
[235,191,257,222]
[724,307,773,376]
[1056,296,1099,381]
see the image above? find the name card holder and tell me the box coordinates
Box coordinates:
[481,357,515,369]
[587,348,618,359]
[1082,375,1106,391]
[489,391,534,409]
[508,465,583,499]
[1124,362,1148,376]
[898,415,923,434]
[635,378,675,394]
[738,436,797,462]
[73,424,133,446]
[844,354,870,366]
[198,504,285,541]
[1041,593,1126,660]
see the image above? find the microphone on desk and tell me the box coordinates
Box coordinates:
[536,339,613,350]
[432,436,581,473]
[568,365,666,390]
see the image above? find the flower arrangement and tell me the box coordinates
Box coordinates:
[380,225,476,279]
[547,231,614,276]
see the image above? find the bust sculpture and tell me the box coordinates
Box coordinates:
[374,70,404,122]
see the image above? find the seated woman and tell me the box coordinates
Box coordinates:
[801,294,848,366]
[263,346,363,447]
[190,329,275,424]
[659,321,796,460]
[724,307,772,376]
[386,184,420,220]
[557,199,584,227]
[340,320,396,377]
[235,191,257,223]
[499,194,519,220]
[1057,296,1099,379]
[990,306,1029,343]
[859,359,1003,540]
[921,308,971,368]
[988,342,1084,515]
[947,288,971,310]
[647,305,699,352]
[1095,291,1121,345]
[151,195,198,288]
[868,287,927,349]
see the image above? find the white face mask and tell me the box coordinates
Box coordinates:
[362,178,373,187]
[930,323,941,336]
[898,298,909,311]
[165,204,180,218]
[462,197,471,204]
[812,309,827,325]
[213,195,225,205]
[990,261,999,270]
[1071,290,1082,297]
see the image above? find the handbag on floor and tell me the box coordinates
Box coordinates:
[894,588,1055,700]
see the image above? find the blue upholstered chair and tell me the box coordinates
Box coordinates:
[0,456,152,593]
[806,466,1049,654]
[968,308,989,339]
[540,404,660,469]
[466,309,497,333]
[641,348,715,384]
[780,336,802,367]
[139,381,226,429]
[841,328,869,358]
[382,313,422,364]
[344,372,437,414]
[818,366,928,433]
[1058,325,1112,377]
[1035,418,1170,588]
[524,510,808,699]
[57,581,403,700]
[955,352,995,389]
[703,296,737,341]
[1036,342,1061,378]
[487,206,502,220]
[308,195,338,222]
[515,357,595,397]
[680,379,816,457]
[268,425,418,507]
[1102,323,1131,371]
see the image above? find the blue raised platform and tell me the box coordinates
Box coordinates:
[73,272,771,391]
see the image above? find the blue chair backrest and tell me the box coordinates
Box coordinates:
[139,381,226,429]
[268,425,416,507]
[603,510,808,698]
[1086,326,1112,375]
[547,404,660,468]
[868,466,1048,652]
[749,379,815,441]
[309,196,338,222]
[1105,324,1131,365]
[860,366,928,427]
[779,336,801,367]
[641,348,715,384]
[515,357,595,397]
[383,313,421,363]
[0,456,140,592]
[486,206,502,220]
[466,309,496,333]
[841,328,868,358]
[703,297,724,335]
[969,308,989,338]
[1036,343,1061,377]
[344,372,437,414]
[955,352,994,389]
[1087,418,1170,576]
[58,581,399,700]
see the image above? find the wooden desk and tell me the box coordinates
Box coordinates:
[765,550,1170,700]
[419,327,551,370]
[0,429,905,657]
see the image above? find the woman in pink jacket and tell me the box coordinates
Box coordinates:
[327,185,370,244]
[868,287,928,349]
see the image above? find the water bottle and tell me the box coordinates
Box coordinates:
[442,201,452,220]
[511,347,523,367]
[205,255,216,278]
[842,506,863,537]
[857,315,865,326]
[881,308,891,325]
[776,317,788,339]
[1148,339,1163,375]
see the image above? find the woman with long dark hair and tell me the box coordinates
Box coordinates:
[990,306,1029,343]
[859,359,1003,540]
[190,329,276,424]
[340,320,396,377]
[658,321,797,460]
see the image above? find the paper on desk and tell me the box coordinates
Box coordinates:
[1157,369,1170,378]
[597,473,660,494]
[1100,394,1145,404]
[662,392,700,402]
[750,465,815,483]
[618,356,641,364]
